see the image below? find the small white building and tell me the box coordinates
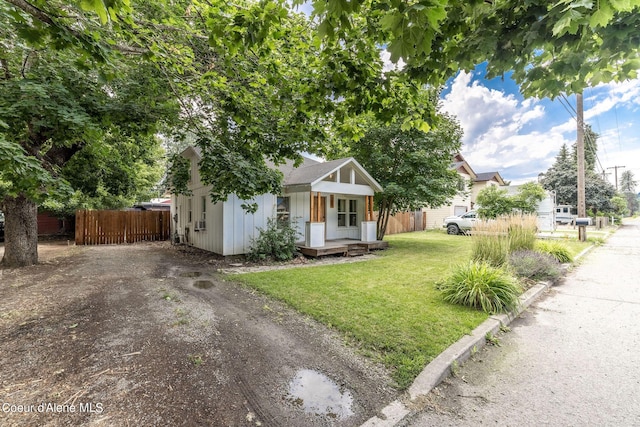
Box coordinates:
[171,147,385,256]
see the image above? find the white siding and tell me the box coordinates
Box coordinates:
[424,194,472,229]
[288,192,309,242]
[222,194,276,256]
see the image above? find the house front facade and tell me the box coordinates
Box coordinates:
[171,147,383,256]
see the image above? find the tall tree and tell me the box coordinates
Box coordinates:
[0,5,178,266]
[337,109,463,240]
[542,144,616,215]
[619,170,639,215]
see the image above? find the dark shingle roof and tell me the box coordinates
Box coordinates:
[284,158,351,186]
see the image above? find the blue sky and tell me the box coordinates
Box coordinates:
[439,64,640,186]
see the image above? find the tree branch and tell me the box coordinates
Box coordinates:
[5,0,56,26]
[4,0,148,55]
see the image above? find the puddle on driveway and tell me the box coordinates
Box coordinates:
[193,280,214,289]
[287,369,354,419]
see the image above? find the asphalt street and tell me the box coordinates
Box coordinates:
[402,219,640,427]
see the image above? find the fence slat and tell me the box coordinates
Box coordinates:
[75,210,170,245]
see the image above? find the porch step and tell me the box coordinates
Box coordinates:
[346,244,368,257]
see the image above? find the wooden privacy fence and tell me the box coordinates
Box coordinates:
[75,210,171,245]
[374,210,426,235]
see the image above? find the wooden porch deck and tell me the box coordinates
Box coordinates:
[296,239,389,258]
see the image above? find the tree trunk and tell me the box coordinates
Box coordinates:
[1,195,39,268]
[376,197,394,241]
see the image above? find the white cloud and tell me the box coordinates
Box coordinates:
[440,71,570,180]
[380,49,406,72]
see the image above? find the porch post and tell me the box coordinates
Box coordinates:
[316,192,322,222]
[361,195,377,242]
[306,191,325,247]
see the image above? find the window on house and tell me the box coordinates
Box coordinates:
[277,196,290,225]
[188,198,192,223]
[201,196,206,220]
[338,198,357,227]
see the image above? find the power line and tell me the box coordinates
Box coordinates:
[558,94,606,175]
[607,165,626,191]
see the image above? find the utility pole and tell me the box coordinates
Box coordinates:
[607,165,626,191]
[576,93,586,242]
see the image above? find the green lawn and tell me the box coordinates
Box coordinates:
[231,231,592,389]
[232,231,485,389]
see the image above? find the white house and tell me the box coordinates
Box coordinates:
[171,147,386,256]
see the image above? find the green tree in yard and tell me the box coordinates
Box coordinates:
[511,183,546,215]
[2,0,432,266]
[476,182,546,219]
[338,109,463,240]
[610,194,629,218]
[0,10,178,266]
[475,186,512,219]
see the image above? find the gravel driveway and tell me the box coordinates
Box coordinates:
[0,242,396,426]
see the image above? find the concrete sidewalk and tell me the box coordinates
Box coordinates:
[397,218,640,426]
[363,218,640,426]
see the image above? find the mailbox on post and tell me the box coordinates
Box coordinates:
[575,217,591,226]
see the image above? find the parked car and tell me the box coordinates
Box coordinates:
[443,210,478,235]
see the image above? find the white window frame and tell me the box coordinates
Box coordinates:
[338,198,358,227]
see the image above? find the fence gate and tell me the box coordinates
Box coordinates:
[75,210,171,245]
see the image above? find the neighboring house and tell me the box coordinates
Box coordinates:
[471,171,506,207]
[423,153,476,229]
[171,147,385,256]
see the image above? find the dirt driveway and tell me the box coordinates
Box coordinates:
[0,242,396,426]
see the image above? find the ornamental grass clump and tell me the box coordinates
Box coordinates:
[439,261,522,314]
[508,215,538,253]
[535,240,573,263]
[471,218,510,267]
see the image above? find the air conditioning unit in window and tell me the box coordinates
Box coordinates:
[194,220,206,231]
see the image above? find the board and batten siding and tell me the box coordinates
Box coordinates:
[222,193,275,256]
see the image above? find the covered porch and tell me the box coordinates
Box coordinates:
[297,238,389,258]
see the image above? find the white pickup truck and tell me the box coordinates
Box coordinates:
[443,210,478,235]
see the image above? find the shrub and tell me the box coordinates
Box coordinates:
[439,261,522,313]
[509,250,561,281]
[248,218,298,262]
[535,240,573,263]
